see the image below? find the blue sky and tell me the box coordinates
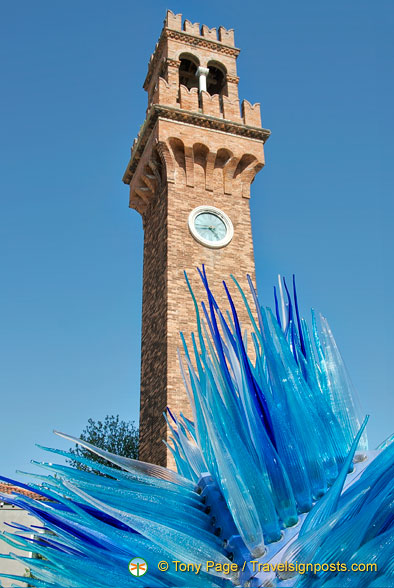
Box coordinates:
[0,0,393,478]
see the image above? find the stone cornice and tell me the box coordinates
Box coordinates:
[122,105,271,185]
[143,27,240,91]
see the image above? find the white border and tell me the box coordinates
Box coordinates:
[188,205,234,249]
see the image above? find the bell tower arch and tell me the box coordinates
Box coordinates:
[123,10,271,466]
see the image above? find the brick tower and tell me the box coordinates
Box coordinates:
[123,11,270,467]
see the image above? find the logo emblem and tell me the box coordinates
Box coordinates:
[128,557,148,577]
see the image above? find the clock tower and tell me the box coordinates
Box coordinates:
[123,11,270,467]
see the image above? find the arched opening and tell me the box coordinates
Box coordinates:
[179,55,199,90]
[206,62,227,96]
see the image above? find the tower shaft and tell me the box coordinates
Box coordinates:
[123,11,270,466]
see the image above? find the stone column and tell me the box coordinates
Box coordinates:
[196,66,209,93]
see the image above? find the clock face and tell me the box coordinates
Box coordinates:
[194,212,227,243]
[188,206,234,248]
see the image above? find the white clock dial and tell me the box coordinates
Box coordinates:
[188,206,234,248]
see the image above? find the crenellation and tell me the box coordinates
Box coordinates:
[201,24,217,41]
[241,100,262,127]
[222,96,241,122]
[179,85,199,112]
[164,10,235,47]
[183,19,200,36]
[151,77,177,107]
[165,10,182,30]
[218,26,235,46]
[201,91,222,118]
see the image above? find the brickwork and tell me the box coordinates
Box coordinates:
[139,186,168,466]
[123,11,271,467]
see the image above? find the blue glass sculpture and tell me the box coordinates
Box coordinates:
[0,270,392,588]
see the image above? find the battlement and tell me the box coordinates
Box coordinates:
[151,79,262,125]
[165,10,235,46]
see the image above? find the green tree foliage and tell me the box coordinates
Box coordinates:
[68,415,139,473]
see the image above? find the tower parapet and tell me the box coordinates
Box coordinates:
[163,11,235,46]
